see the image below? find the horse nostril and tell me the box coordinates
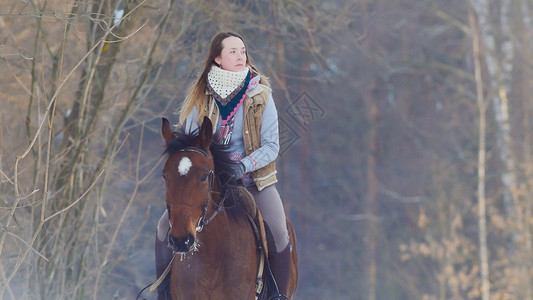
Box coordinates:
[184,233,194,246]
[169,233,195,253]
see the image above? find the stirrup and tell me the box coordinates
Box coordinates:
[268,295,290,300]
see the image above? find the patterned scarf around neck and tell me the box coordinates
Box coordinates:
[207,66,252,145]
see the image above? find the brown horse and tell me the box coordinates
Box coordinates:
[160,117,298,300]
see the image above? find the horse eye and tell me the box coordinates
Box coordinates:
[167,204,170,213]
[200,174,209,182]
[161,175,167,183]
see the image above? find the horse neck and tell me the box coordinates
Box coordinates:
[205,183,231,227]
[206,182,243,232]
[199,192,234,253]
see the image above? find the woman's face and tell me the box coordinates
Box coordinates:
[215,36,247,72]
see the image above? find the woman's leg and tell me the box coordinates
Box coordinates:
[247,185,291,299]
[247,185,289,251]
[157,209,170,242]
[155,209,172,300]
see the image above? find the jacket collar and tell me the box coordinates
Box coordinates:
[247,75,264,97]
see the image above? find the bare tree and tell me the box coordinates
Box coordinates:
[0,0,181,298]
[470,6,490,300]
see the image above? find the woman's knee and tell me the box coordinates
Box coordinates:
[266,221,290,252]
[157,210,169,241]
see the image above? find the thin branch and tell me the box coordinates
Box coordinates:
[43,135,127,223]
[5,231,49,262]
[0,135,126,299]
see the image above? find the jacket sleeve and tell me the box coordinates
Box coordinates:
[240,94,280,173]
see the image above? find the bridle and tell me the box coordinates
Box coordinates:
[195,168,219,233]
[171,146,226,233]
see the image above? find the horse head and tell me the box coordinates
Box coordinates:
[161,117,215,254]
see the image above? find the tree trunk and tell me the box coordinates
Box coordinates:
[518,2,533,297]
[470,8,490,300]
[470,0,521,234]
[364,78,379,300]
[35,0,129,298]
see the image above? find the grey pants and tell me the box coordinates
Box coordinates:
[157,184,289,252]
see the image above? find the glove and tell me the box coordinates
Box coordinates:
[234,161,246,179]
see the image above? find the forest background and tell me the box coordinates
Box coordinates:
[1,0,532,299]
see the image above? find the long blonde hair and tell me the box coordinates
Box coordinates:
[178,32,270,125]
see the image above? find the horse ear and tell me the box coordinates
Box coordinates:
[161,117,174,144]
[197,116,213,150]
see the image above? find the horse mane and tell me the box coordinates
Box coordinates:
[164,129,256,222]
[163,129,196,157]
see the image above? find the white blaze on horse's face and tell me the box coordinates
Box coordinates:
[178,157,192,176]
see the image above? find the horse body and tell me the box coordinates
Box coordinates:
[161,117,297,300]
[169,210,258,299]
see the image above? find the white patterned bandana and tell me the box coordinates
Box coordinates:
[207,65,250,100]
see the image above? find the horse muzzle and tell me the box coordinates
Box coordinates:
[168,232,196,254]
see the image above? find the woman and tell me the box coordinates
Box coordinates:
[155,32,291,300]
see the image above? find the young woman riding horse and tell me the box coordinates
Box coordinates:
[155,32,295,300]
